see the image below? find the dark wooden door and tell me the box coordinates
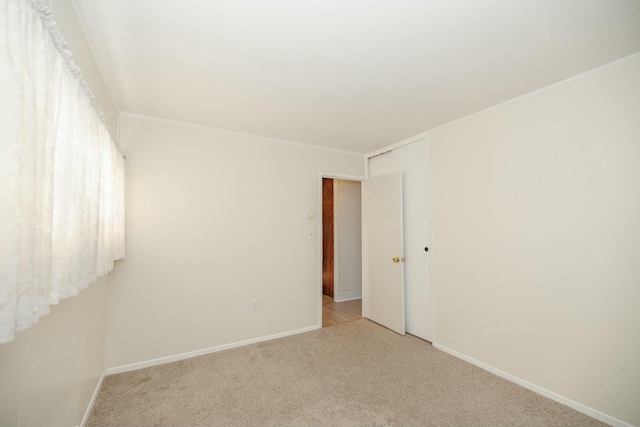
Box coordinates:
[322,178,334,297]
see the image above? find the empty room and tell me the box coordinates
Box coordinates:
[1,0,639,426]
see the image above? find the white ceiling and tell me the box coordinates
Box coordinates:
[75,0,640,153]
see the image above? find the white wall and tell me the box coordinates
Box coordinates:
[0,2,119,426]
[334,179,362,302]
[0,279,110,427]
[429,54,640,426]
[107,114,364,370]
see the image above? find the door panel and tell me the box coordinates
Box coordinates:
[362,172,405,335]
[322,178,334,297]
[369,140,431,341]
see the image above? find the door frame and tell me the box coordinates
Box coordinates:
[317,173,365,328]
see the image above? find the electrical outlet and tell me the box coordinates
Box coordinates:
[252,298,259,311]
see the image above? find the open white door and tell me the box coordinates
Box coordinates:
[369,140,431,341]
[362,172,405,335]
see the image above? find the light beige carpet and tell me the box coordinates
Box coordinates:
[88,319,607,426]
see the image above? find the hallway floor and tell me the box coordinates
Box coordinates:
[322,294,362,327]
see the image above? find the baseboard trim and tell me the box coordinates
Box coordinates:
[432,343,633,427]
[80,370,106,427]
[106,325,321,375]
[334,290,362,302]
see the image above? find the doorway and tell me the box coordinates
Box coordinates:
[320,176,363,327]
[318,137,432,339]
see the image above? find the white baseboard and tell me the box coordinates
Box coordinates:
[106,325,321,375]
[334,290,362,302]
[80,370,106,427]
[432,343,633,427]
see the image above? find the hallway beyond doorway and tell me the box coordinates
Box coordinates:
[322,295,362,327]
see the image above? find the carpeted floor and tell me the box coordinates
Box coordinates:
[88,319,607,426]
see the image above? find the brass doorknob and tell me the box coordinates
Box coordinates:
[392,257,400,263]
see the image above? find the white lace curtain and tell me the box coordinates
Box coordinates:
[0,0,125,344]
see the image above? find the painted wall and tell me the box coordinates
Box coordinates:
[429,55,640,426]
[334,179,362,302]
[0,1,119,426]
[107,114,364,370]
[0,280,110,427]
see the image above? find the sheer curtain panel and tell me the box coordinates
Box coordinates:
[0,0,125,344]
